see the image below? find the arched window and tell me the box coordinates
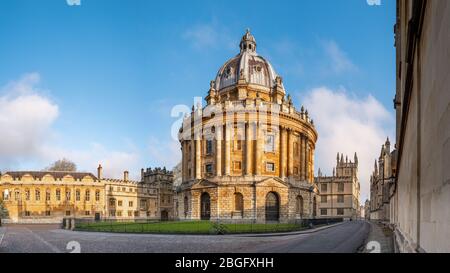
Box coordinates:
[35,188,41,201]
[85,189,90,201]
[234,193,244,212]
[56,189,61,201]
[66,190,71,201]
[296,195,304,216]
[76,189,80,201]
[95,190,100,201]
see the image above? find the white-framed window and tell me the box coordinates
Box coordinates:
[55,189,61,201]
[266,162,275,172]
[35,189,40,201]
[264,134,275,152]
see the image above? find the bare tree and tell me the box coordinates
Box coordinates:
[44,158,77,172]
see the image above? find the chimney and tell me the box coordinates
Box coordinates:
[97,164,103,180]
[124,171,129,182]
[141,168,144,181]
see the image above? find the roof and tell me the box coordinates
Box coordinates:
[2,171,98,181]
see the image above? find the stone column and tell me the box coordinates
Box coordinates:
[305,141,310,182]
[216,127,222,176]
[254,122,261,176]
[225,124,231,175]
[191,139,195,180]
[300,134,306,181]
[195,139,202,179]
[310,145,315,183]
[279,126,286,178]
[245,122,252,176]
[287,129,293,177]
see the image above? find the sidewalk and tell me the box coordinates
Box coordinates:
[360,221,395,253]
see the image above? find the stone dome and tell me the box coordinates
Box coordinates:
[214,29,284,92]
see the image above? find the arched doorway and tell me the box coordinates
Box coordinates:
[265,192,279,222]
[161,210,169,221]
[200,192,211,220]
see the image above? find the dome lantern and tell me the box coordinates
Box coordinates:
[240,28,257,53]
[214,29,283,93]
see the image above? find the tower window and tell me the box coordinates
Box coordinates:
[206,140,213,155]
[233,161,242,171]
[266,162,275,172]
[265,135,275,152]
[205,164,213,174]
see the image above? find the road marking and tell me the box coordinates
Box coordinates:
[0,233,4,247]
[25,228,62,253]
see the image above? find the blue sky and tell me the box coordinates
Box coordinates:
[0,0,395,201]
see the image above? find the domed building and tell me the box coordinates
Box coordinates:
[176,30,318,223]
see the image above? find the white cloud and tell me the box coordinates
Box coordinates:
[300,87,394,202]
[183,21,235,51]
[38,143,142,181]
[323,40,357,73]
[0,73,144,181]
[147,137,181,169]
[0,73,59,166]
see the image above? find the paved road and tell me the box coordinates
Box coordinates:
[0,221,369,253]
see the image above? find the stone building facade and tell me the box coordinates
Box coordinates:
[141,167,175,220]
[390,0,450,252]
[176,30,319,223]
[314,153,360,220]
[0,170,106,223]
[0,165,174,223]
[369,138,396,222]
